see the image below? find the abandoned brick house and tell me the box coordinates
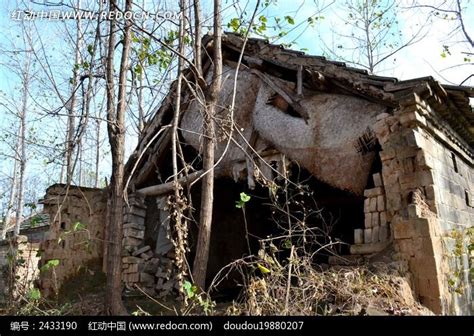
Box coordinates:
[1,33,472,315]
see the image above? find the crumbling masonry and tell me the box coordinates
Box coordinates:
[1,33,472,315]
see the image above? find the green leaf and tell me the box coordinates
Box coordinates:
[240,192,251,203]
[282,239,292,249]
[257,263,271,274]
[441,45,451,59]
[235,192,251,208]
[87,44,94,55]
[48,259,59,267]
[41,259,60,272]
[148,54,158,65]
[284,16,295,25]
[228,18,241,32]
[134,65,142,75]
[72,221,85,231]
[183,35,191,45]
[28,288,41,301]
[183,280,197,298]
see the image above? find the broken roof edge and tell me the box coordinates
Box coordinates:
[44,183,105,194]
[220,32,474,96]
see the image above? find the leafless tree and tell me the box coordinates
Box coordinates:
[323,0,426,74]
[0,21,35,238]
[192,0,223,290]
[103,0,133,315]
[407,0,473,85]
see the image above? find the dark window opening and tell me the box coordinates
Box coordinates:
[451,152,459,173]
[364,151,383,190]
[465,190,471,207]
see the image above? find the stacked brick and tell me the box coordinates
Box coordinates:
[122,246,179,298]
[122,244,159,295]
[371,106,450,314]
[122,195,146,253]
[122,194,148,289]
[121,194,179,297]
[354,173,390,245]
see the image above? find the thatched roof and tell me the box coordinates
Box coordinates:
[125,33,474,189]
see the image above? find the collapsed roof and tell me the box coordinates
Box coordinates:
[125,33,474,195]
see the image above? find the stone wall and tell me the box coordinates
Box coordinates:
[372,98,473,314]
[39,184,107,297]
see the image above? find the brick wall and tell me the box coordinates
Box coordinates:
[39,184,106,297]
[374,99,473,314]
[416,126,473,314]
[0,237,41,303]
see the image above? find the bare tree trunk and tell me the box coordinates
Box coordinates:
[193,0,202,75]
[192,0,222,290]
[59,152,65,184]
[66,4,83,185]
[95,119,101,188]
[137,68,145,133]
[104,0,132,315]
[136,0,146,133]
[1,135,19,239]
[78,137,83,186]
[362,0,374,74]
[14,71,28,236]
